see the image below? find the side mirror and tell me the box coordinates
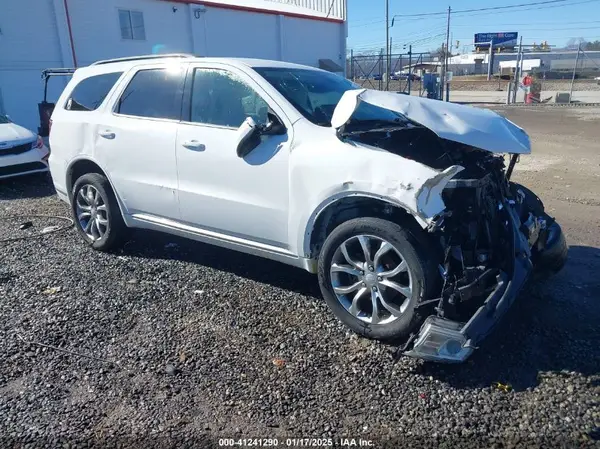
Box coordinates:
[236,117,261,158]
[262,111,286,136]
[236,113,287,158]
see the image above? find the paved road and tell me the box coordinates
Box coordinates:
[443,90,600,104]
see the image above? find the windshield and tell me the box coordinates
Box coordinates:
[254,67,406,127]
[0,114,11,124]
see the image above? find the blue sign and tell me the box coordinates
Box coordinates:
[474,32,518,48]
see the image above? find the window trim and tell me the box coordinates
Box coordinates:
[111,66,187,123]
[117,8,146,41]
[182,67,277,131]
[63,71,124,112]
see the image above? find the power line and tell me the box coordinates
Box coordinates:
[393,0,574,18]
[350,28,446,51]
[448,0,600,18]
[450,20,600,27]
[349,0,599,29]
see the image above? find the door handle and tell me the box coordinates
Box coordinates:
[182,140,205,151]
[99,130,116,139]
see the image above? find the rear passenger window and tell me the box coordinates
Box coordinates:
[66,72,123,111]
[116,69,184,120]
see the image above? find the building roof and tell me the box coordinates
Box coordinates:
[165,0,346,22]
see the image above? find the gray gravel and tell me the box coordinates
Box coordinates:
[1,172,599,449]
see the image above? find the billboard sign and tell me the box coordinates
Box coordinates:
[474,32,518,48]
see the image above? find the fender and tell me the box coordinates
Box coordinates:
[65,156,130,221]
[299,191,423,259]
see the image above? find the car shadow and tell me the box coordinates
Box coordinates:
[0,172,56,200]
[119,229,322,299]
[415,245,600,391]
[120,232,599,391]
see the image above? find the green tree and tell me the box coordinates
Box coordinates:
[583,40,600,51]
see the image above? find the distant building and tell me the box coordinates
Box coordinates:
[1,0,347,132]
[447,50,600,76]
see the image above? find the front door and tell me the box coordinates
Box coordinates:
[175,64,291,249]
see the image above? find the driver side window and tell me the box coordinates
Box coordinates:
[190,69,268,128]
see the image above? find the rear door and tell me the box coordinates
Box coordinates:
[94,63,186,220]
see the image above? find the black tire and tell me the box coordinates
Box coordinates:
[317,217,440,341]
[71,173,128,251]
[510,182,545,219]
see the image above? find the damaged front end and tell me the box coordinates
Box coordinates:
[334,90,568,363]
[405,150,555,361]
[408,148,566,362]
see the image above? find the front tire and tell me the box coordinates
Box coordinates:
[71,173,127,251]
[317,217,440,341]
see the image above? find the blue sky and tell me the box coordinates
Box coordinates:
[347,0,600,54]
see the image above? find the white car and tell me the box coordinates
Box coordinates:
[0,114,49,179]
[48,55,567,362]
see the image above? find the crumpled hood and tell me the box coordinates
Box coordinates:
[0,122,36,143]
[331,89,531,154]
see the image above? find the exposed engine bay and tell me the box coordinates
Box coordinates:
[346,125,566,362]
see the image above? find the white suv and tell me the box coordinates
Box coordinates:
[49,54,567,362]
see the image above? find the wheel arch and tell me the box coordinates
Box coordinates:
[304,194,426,260]
[66,157,128,219]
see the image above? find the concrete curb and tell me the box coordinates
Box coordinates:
[456,102,600,108]
[494,102,600,108]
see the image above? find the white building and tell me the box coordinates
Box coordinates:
[0,0,347,133]
[447,50,600,76]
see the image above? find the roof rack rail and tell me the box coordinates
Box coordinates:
[91,54,195,66]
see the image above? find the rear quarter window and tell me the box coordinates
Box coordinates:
[116,68,184,120]
[65,72,123,111]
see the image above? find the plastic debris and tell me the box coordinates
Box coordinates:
[493,381,513,392]
[42,286,62,295]
[41,225,61,234]
[19,221,33,230]
[272,358,285,368]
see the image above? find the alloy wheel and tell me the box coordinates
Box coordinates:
[330,234,414,325]
[75,184,108,241]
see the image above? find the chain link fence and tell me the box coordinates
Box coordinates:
[348,51,438,96]
[347,50,600,104]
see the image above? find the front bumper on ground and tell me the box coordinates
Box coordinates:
[403,210,568,363]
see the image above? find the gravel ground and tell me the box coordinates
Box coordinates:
[1,108,600,448]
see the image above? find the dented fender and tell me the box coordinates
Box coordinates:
[288,125,463,258]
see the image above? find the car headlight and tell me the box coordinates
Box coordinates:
[32,135,44,149]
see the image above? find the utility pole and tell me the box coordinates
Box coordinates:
[390,37,393,75]
[487,39,494,81]
[444,6,451,100]
[512,36,523,103]
[385,0,390,90]
[408,44,412,95]
[569,44,581,103]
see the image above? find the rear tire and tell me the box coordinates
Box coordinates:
[71,173,128,251]
[317,217,440,341]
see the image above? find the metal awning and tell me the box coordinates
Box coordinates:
[319,59,344,73]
